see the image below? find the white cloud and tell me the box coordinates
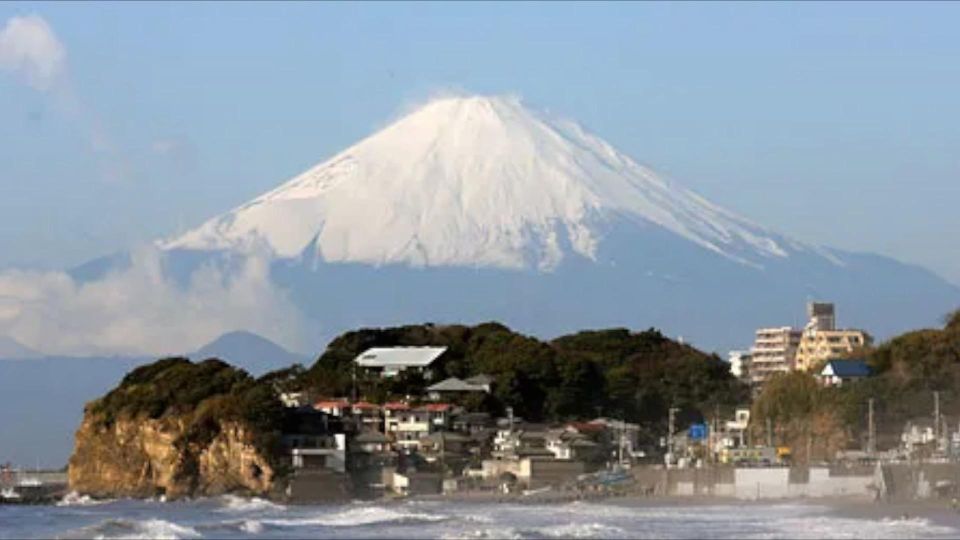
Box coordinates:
[0,247,309,357]
[0,14,66,91]
[1,14,132,183]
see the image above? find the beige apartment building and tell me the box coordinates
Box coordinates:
[793,302,872,372]
[794,329,871,372]
[748,326,802,386]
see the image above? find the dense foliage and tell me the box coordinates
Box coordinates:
[300,322,749,449]
[88,357,286,477]
[751,307,960,459]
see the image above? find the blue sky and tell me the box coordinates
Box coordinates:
[1,2,958,283]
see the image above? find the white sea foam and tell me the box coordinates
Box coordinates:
[264,505,448,528]
[215,494,285,513]
[240,520,264,534]
[538,522,628,538]
[23,498,960,540]
[65,518,201,540]
[440,527,524,540]
[56,491,112,507]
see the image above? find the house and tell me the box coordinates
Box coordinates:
[425,375,492,401]
[545,430,599,461]
[493,423,552,459]
[313,398,350,417]
[418,431,472,462]
[590,418,644,461]
[901,420,937,456]
[420,403,453,429]
[452,411,493,435]
[818,359,872,387]
[281,407,347,473]
[383,402,412,434]
[350,401,383,431]
[354,346,447,378]
[387,407,435,450]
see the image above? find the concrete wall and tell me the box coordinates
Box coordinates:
[636,466,874,500]
[879,462,960,501]
[286,469,352,503]
[527,459,584,489]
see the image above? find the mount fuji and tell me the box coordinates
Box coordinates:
[82,95,959,353]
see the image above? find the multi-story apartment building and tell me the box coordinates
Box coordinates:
[794,302,872,372]
[794,329,871,371]
[748,326,802,386]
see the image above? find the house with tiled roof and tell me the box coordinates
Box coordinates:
[817,359,872,387]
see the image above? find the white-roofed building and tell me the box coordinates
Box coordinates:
[354,346,448,378]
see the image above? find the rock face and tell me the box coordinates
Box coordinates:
[66,357,284,499]
[68,414,274,499]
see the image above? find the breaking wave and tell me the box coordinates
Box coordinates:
[263,505,449,528]
[56,491,113,507]
[62,518,201,540]
[215,494,286,513]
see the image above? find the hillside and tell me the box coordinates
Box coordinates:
[301,322,749,446]
[750,308,960,461]
[69,358,285,499]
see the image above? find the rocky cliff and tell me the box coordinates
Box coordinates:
[67,357,286,499]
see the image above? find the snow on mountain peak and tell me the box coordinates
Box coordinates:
[162,94,790,270]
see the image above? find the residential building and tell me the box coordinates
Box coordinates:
[719,408,751,450]
[492,423,552,459]
[590,418,644,461]
[389,408,433,450]
[353,346,447,378]
[728,350,752,381]
[281,407,347,473]
[795,302,872,371]
[545,429,599,461]
[806,301,837,333]
[384,403,453,450]
[817,359,872,387]
[795,329,872,371]
[351,401,383,431]
[426,375,491,401]
[313,398,350,417]
[749,327,802,386]
[383,402,411,434]
[451,411,493,435]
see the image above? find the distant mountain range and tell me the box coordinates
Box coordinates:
[191,330,308,376]
[0,335,42,359]
[0,330,306,467]
[74,94,955,352]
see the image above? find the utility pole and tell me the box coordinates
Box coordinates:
[667,407,679,465]
[713,403,720,465]
[351,363,358,404]
[867,398,876,456]
[617,421,624,467]
[935,391,941,443]
[766,417,773,448]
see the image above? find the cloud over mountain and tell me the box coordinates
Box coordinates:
[0,246,307,356]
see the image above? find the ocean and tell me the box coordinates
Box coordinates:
[2,495,959,539]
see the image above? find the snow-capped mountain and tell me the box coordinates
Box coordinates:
[163,95,820,271]
[134,94,958,352]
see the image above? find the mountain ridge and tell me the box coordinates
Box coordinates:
[68,94,960,354]
[161,95,820,271]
